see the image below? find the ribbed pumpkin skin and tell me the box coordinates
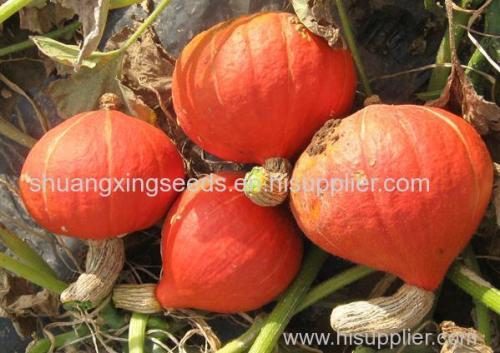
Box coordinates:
[290,105,493,290]
[20,110,185,239]
[172,12,356,164]
[156,172,303,313]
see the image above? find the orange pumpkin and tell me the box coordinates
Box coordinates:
[172,12,356,164]
[20,110,185,239]
[290,105,493,290]
[156,172,303,313]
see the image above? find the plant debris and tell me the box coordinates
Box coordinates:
[291,0,342,48]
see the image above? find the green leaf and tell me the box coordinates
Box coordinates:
[31,36,107,68]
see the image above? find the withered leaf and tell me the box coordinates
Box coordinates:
[19,1,75,34]
[426,0,500,135]
[48,54,123,118]
[427,56,500,135]
[291,0,342,48]
[440,321,493,353]
[0,270,59,337]
[105,26,176,114]
[58,0,111,69]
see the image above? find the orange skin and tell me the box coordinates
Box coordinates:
[290,105,493,291]
[156,172,303,313]
[172,12,356,164]
[19,110,185,239]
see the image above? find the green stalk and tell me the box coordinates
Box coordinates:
[129,313,149,353]
[0,118,36,148]
[217,315,268,353]
[296,265,375,313]
[247,246,328,353]
[217,264,375,353]
[0,0,33,25]
[447,263,500,314]
[0,226,56,277]
[334,0,373,96]
[0,252,67,294]
[27,326,90,353]
[0,21,80,58]
[109,0,143,9]
[113,0,171,54]
[427,0,484,94]
[462,246,492,344]
[465,0,500,97]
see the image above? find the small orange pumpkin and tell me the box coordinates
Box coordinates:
[20,110,185,239]
[290,105,493,290]
[172,12,357,164]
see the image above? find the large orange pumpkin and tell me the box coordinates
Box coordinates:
[20,110,185,239]
[172,12,356,164]
[156,172,303,313]
[290,105,493,290]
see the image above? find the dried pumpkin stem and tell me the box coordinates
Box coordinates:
[447,263,500,314]
[330,284,435,336]
[244,158,292,207]
[99,92,123,111]
[61,238,125,308]
[113,283,162,314]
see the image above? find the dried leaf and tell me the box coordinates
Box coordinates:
[0,270,59,337]
[19,1,75,34]
[440,321,493,353]
[426,0,500,135]
[59,0,111,69]
[291,0,342,48]
[48,55,123,118]
[105,26,175,114]
[31,36,103,69]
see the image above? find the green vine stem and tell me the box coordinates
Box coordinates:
[27,326,90,353]
[0,0,141,26]
[465,0,500,97]
[0,0,32,25]
[426,0,484,94]
[0,225,56,277]
[247,246,328,353]
[334,0,373,97]
[217,315,268,353]
[113,0,171,54]
[0,252,67,294]
[129,312,149,353]
[447,263,500,314]
[217,264,375,353]
[0,21,80,58]
[109,0,143,10]
[462,246,492,344]
[296,265,375,313]
[0,118,36,148]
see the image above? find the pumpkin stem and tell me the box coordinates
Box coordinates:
[99,93,123,111]
[243,157,292,207]
[60,238,125,308]
[330,284,434,335]
[112,283,162,314]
